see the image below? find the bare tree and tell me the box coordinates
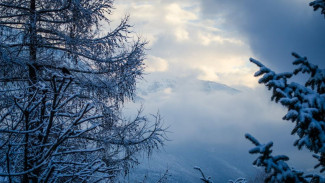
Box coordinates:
[0,0,166,182]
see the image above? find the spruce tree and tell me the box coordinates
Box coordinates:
[246,1,325,182]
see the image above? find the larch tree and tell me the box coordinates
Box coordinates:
[0,0,166,182]
[246,0,325,182]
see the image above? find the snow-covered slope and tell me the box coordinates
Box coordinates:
[137,79,177,96]
[123,78,252,182]
[136,78,239,100]
[199,80,240,94]
[122,143,256,183]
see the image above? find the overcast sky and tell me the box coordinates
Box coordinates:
[111,0,325,178]
[112,0,325,82]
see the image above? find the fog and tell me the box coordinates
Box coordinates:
[123,74,317,181]
[114,0,325,181]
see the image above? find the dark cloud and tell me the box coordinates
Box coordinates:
[200,0,325,72]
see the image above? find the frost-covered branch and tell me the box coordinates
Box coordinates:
[245,133,317,182]
[228,178,247,183]
[250,54,325,173]
[194,167,213,183]
[245,2,325,182]
[0,1,166,181]
[310,0,325,16]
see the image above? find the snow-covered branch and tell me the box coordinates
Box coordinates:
[250,55,325,154]
[250,52,325,181]
[0,0,166,181]
[310,0,325,16]
[245,133,318,182]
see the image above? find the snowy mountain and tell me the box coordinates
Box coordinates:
[137,79,177,96]
[136,78,239,100]
[124,78,251,182]
[122,143,256,183]
[199,80,240,94]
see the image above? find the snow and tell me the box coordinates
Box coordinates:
[0,0,166,181]
[249,52,325,182]
[310,0,325,15]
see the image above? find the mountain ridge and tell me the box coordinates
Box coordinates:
[136,78,240,100]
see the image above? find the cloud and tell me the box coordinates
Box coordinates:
[164,3,199,41]
[198,32,244,46]
[112,0,325,88]
[111,1,199,44]
[114,0,320,175]
[113,0,258,88]
[126,76,316,172]
[165,3,198,25]
[144,56,169,72]
[200,0,325,71]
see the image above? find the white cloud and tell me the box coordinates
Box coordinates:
[113,0,258,88]
[164,3,198,41]
[198,32,244,46]
[174,27,189,41]
[195,56,258,88]
[164,3,198,25]
[144,56,169,72]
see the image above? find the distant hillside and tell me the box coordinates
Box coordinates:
[135,78,240,101]
[121,143,256,183]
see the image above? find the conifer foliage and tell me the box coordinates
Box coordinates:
[246,1,325,182]
[0,0,166,182]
